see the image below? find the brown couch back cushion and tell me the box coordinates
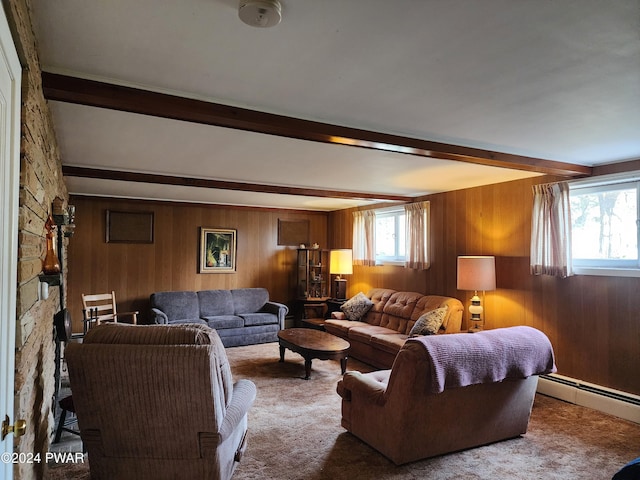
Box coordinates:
[379,291,422,333]
[361,288,396,326]
[408,296,463,333]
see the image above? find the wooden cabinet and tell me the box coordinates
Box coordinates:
[296,248,329,299]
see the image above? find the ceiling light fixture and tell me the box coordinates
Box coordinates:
[238,0,282,28]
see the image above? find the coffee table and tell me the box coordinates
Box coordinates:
[278,328,350,380]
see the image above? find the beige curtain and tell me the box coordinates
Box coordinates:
[352,210,376,266]
[530,182,573,277]
[404,201,430,270]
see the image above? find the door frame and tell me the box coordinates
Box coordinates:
[0,4,22,479]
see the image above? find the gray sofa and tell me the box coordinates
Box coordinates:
[150,288,288,347]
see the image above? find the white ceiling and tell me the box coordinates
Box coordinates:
[30,0,640,211]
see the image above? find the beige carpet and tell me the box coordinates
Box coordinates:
[48,341,640,479]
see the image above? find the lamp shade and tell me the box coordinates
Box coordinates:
[457,256,496,291]
[330,249,353,275]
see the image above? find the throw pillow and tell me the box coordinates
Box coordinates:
[340,292,374,321]
[409,306,448,336]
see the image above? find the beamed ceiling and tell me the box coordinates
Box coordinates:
[31,0,640,211]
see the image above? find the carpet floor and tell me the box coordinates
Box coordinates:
[47,341,640,479]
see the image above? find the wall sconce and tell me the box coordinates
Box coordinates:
[457,256,496,332]
[52,197,76,237]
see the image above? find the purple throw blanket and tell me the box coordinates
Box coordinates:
[408,326,556,394]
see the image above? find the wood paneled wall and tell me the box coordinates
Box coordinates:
[329,176,640,396]
[67,196,328,328]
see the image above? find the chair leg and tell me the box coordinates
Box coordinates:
[54,409,67,443]
[54,395,81,444]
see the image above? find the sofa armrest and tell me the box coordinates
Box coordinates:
[261,301,289,329]
[339,371,389,406]
[218,379,257,442]
[331,311,346,320]
[150,308,168,325]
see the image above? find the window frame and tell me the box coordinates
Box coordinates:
[569,173,640,278]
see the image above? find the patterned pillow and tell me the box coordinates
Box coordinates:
[340,292,374,321]
[409,306,448,336]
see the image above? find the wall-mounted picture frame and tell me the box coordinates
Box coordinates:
[106,210,154,244]
[199,227,237,273]
[278,219,310,246]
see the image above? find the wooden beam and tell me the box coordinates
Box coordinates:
[43,72,592,177]
[62,166,413,203]
[592,158,640,176]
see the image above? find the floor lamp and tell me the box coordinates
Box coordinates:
[330,249,353,300]
[457,256,496,332]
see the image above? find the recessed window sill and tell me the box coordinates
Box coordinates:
[572,267,640,278]
[375,260,405,267]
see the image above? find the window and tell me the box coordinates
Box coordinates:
[353,202,429,269]
[569,175,640,276]
[375,207,405,264]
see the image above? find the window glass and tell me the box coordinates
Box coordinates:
[570,181,639,270]
[375,209,405,263]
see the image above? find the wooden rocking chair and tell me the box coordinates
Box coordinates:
[81,291,138,334]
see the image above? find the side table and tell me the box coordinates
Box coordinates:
[294,297,329,328]
[326,298,346,318]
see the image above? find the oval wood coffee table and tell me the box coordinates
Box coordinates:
[278,328,350,380]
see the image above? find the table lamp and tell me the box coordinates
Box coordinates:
[457,256,496,332]
[330,249,353,300]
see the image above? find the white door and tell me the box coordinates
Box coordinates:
[0,4,22,479]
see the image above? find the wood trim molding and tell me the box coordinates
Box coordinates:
[43,72,592,177]
[62,166,413,202]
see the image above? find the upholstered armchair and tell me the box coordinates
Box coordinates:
[65,323,256,480]
[337,326,556,465]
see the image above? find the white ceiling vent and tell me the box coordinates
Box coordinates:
[238,0,282,28]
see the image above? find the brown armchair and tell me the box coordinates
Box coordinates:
[337,326,556,465]
[65,323,256,480]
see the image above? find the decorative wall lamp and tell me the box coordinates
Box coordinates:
[39,198,77,298]
[457,256,496,332]
[330,249,353,300]
[52,197,76,237]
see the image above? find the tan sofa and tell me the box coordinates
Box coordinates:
[337,326,556,465]
[324,288,464,369]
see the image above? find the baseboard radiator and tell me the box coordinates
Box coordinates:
[537,373,640,424]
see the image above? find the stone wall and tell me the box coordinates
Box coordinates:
[5,0,69,479]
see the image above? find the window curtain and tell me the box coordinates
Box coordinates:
[404,201,430,270]
[530,182,573,277]
[352,210,376,266]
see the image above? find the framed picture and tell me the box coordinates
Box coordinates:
[106,210,154,244]
[199,227,237,273]
[277,219,309,246]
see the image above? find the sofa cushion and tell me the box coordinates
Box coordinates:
[198,290,234,316]
[204,315,244,330]
[324,319,369,336]
[370,333,409,354]
[168,318,208,326]
[380,291,421,330]
[409,307,448,336]
[240,312,278,327]
[412,295,464,332]
[150,291,200,322]
[341,292,374,321]
[362,288,396,326]
[232,288,269,314]
[348,325,397,343]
